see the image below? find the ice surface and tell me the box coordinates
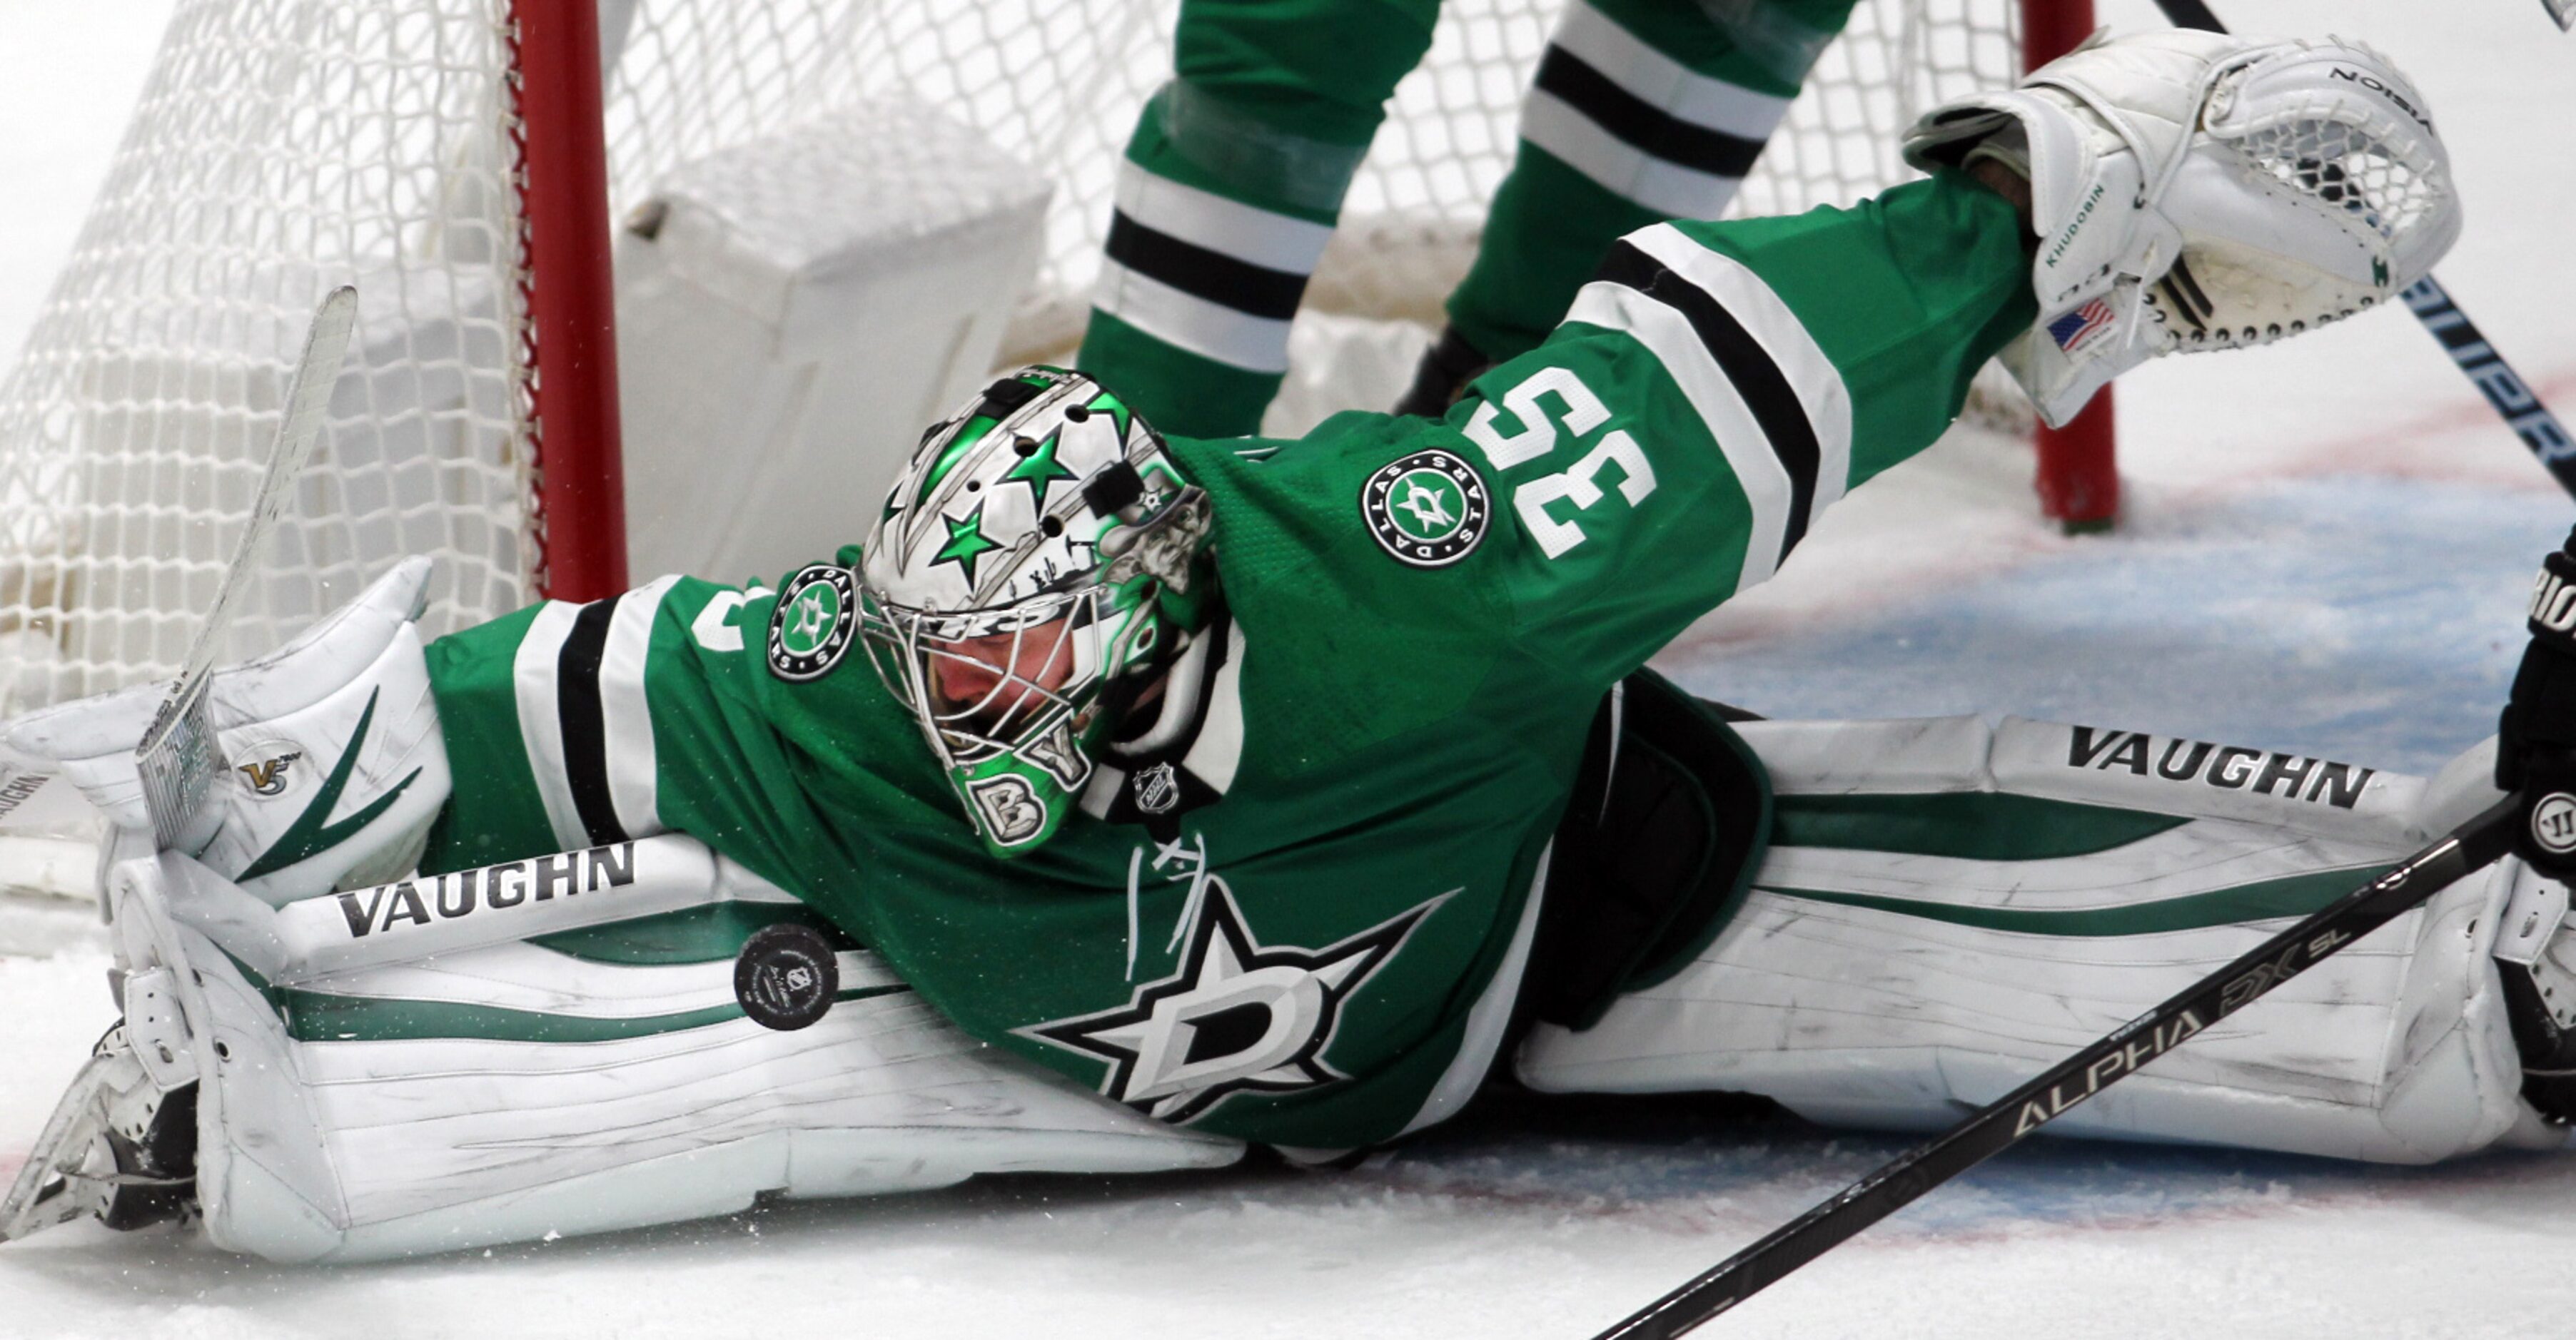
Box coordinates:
[1,1,2572,1336]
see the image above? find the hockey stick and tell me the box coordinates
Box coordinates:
[2144,0,2576,499]
[1587,793,2520,1339]
[136,286,358,851]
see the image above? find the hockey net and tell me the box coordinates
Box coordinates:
[0,0,2031,712]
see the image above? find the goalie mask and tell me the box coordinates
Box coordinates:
[859,367,1213,857]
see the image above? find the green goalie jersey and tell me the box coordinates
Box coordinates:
[418,173,2034,1150]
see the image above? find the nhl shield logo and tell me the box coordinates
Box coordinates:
[1361,450,1489,568]
[767,564,857,682]
[734,922,840,1032]
[1133,761,1181,815]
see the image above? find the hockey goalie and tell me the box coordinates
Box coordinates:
[9,31,2557,1264]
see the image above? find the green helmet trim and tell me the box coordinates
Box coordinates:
[915,415,1001,504]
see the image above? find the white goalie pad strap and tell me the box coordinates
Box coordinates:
[1519,715,2548,1164]
[111,848,1242,1264]
[2494,863,2572,971]
[2495,859,2576,1034]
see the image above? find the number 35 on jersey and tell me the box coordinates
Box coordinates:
[1461,365,1658,560]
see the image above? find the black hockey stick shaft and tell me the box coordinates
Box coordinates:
[2146,0,2576,499]
[2149,0,2223,28]
[2398,278,2576,496]
[1587,794,2520,1340]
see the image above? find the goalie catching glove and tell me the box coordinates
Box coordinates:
[1904,30,2459,425]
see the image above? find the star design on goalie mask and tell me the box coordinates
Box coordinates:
[1004,430,1079,508]
[931,503,1004,587]
[1022,879,1449,1123]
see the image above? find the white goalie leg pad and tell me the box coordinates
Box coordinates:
[1517,716,2552,1164]
[7,557,451,904]
[107,838,1241,1263]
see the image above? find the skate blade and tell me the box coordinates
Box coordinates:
[0,1054,116,1244]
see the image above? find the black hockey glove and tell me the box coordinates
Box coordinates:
[2498,527,2576,875]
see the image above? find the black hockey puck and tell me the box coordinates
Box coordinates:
[733,923,839,1032]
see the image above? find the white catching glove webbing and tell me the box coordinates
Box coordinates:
[1905,31,2459,426]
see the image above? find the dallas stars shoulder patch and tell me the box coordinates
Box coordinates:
[767,563,857,682]
[1020,883,1447,1124]
[1361,449,1489,569]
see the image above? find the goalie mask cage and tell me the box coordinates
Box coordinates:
[0,0,2102,711]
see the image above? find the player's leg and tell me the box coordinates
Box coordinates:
[1518,716,2562,1164]
[1400,0,1860,414]
[1074,0,1440,439]
[5,557,1241,1256]
[1,831,1241,1259]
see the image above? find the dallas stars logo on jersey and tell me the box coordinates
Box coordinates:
[1023,881,1445,1123]
[1361,449,1489,568]
[767,563,857,681]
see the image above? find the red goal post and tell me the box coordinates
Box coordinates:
[0,0,2109,713]
[515,0,630,604]
[2024,0,2116,532]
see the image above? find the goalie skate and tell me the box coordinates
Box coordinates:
[0,1024,198,1244]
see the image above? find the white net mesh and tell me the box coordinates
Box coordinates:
[0,0,531,709]
[0,0,2023,709]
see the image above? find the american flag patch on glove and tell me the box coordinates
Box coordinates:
[2047,298,2115,352]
